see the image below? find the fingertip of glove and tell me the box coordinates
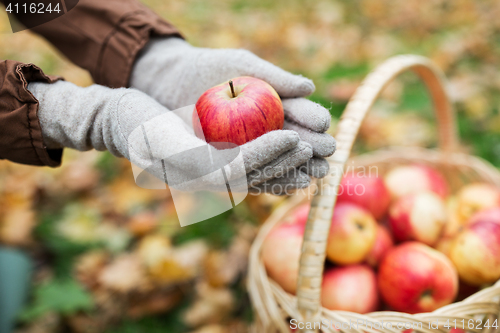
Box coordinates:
[296,171,312,186]
[282,98,332,133]
[295,77,315,96]
[302,158,330,178]
[310,135,336,158]
[279,130,301,145]
[297,141,314,160]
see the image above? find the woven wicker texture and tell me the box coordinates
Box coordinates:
[248,55,500,333]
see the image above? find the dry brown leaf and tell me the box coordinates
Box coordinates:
[148,257,193,285]
[98,254,150,293]
[0,208,36,245]
[136,234,172,268]
[127,211,159,236]
[127,288,184,319]
[74,251,109,290]
[328,80,359,102]
[172,240,208,276]
[14,312,61,333]
[106,177,159,214]
[360,107,435,149]
[183,282,234,328]
[188,324,226,333]
[60,161,99,192]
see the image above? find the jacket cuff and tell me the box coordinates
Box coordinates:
[95,9,183,88]
[0,60,63,167]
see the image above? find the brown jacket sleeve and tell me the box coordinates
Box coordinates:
[26,0,183,88]
[0,60,63,166]
[0,0,182,166]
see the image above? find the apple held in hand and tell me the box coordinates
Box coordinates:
[378,242,458,313]
[326,202,377,265]
[365,224,394,267]
[193,76,284,145]
[337,174,391,219]
[384,165,448,200]
[321,265,379,313]
[262,221,305,294]
[455,183,500,224]
[388,191,447,246]
[449,219,500,286]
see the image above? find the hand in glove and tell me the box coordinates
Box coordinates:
[29,81,318,193]
[130,38,336,188]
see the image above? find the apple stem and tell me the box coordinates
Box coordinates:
[229,80,236,98]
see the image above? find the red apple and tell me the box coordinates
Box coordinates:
[378,242,458,313]
[455,183,500,224]
[262,222,304,294]
[442,196,463,239]
[285,203,310,226]
[388,191,447,246]
[449,220,500,286]
[326,202,377,265]
[365,224,394,267]
[384,165,448,200]
[465,205,500,227]
[450,329,466,333]
[337,174,391,219]
[321,265,378,313]
[193,76,284,145]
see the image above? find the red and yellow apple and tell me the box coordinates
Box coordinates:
[435,236,454,257]
[321,264,379,313]
[326,202,377,265]
[384,165,448,200]
[449,220,500,286]
[285,203,310,226]
[388,191,447,246]
[193,76,284,145]
[365,224,394,267]
[337,174,391,219]
[455,183,500,224]
[467,207,500,226]
[262,221,305,294]
[378,242,458,313]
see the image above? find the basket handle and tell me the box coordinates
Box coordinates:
[296,55,458,331]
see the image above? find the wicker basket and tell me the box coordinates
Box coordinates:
[248,55,500,333]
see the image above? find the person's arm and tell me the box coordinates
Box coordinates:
[1,0,182,88]
[0,59,62,166]
[0,0,181,167]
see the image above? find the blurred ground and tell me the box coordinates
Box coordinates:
[1,0,500,332]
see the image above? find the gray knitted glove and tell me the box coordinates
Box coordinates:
[28,81,316,193]
[130,38,336,189]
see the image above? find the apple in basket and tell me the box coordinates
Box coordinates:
[365,224,394,267]
[262,220,305,294]
[286,203,310,226]
[388,191,447,246]
[378,242,458,313]
[337,174,391,219]
[193,76,284,145]
[326,202,377,265]
[384,165,448,200]
[455,183,500,225]
[467,207,500,226]
[448,218,500,286]
[321,264,379,313]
